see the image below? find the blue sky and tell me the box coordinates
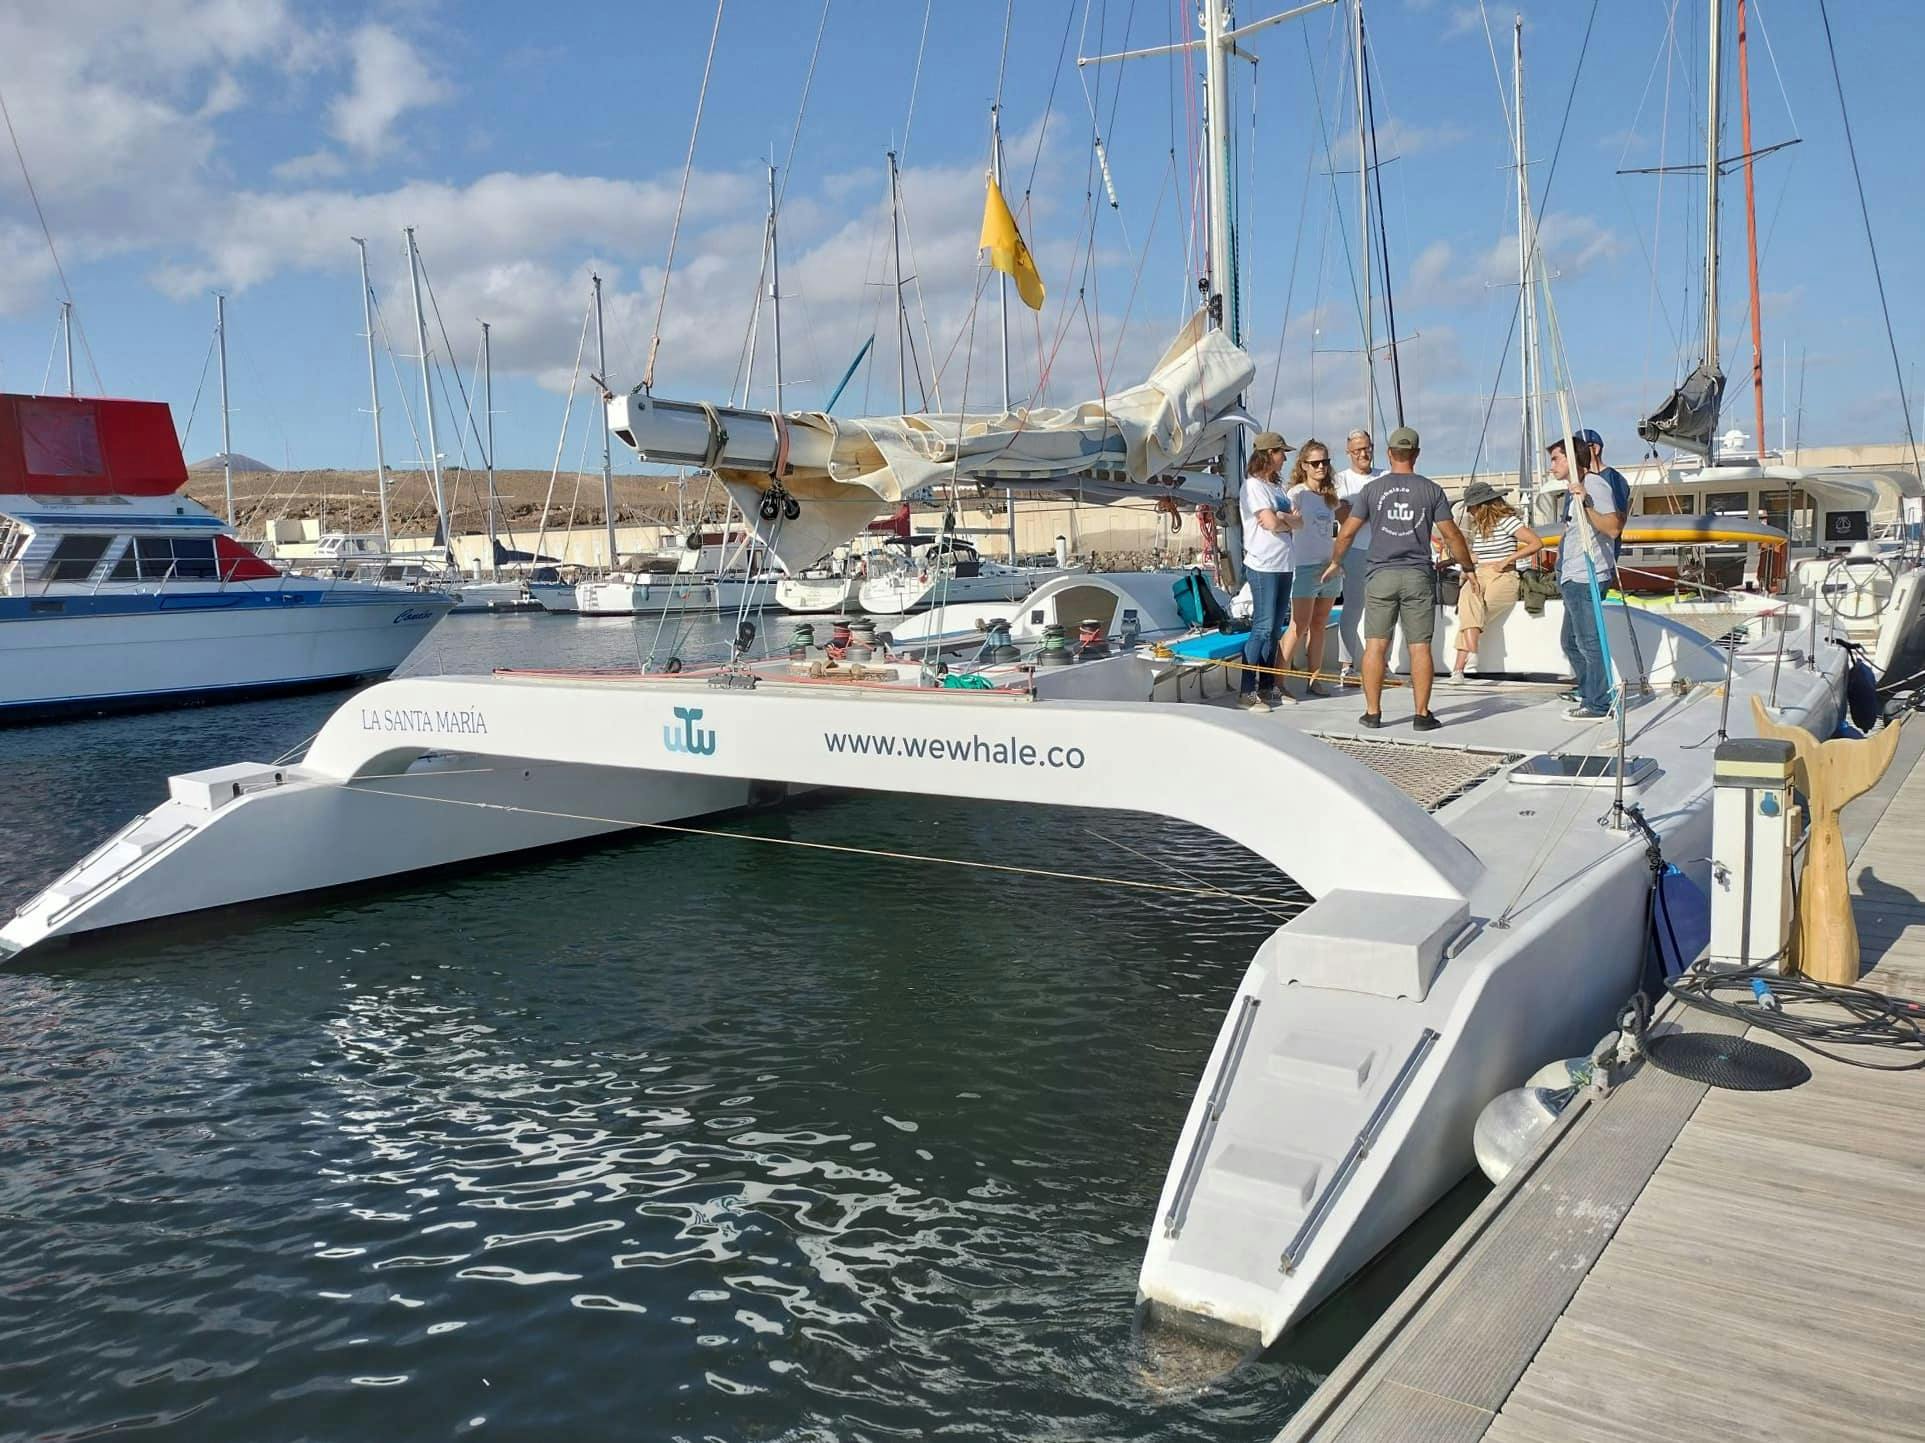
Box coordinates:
[0,0,1920,478]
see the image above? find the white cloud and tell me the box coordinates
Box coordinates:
[272,150,348,183]
[1407,212,1625,306]
[327,24,450,158]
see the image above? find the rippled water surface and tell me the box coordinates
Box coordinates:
[0,615,1468,1442]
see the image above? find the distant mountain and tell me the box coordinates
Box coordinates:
[187,452,276,473]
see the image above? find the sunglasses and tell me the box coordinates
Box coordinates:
[1306,458,1331,468]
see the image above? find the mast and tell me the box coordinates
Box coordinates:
[1513,14,1536,503]
[482,321,497,581]
[1703,0,1723,412]
[1736,0,1766,460]
[1354,0,1374,429]
[215,293,234,526]
[767,161,785,414]
[404,226,450,566]
[352,238,393,552]
[992,104,1017,562]
[60,300,74,397]
[593,273,617,569]
[888,149,908,413]
[1201,0,1246,585]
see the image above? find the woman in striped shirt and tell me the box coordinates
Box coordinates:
[1451,480,1544,682]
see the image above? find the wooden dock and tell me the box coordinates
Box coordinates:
[1279,726,1925,1443]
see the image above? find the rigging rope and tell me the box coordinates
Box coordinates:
[0,80,103,392]
[643,0,727,393]
[176,325,219,452]
[530,299,594,564]
[349,780,1300,917]
[1813,0,1925,499]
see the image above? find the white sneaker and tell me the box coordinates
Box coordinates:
[1238,692,1272,713]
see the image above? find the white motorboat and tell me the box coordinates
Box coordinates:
[856,538,1063,615]
[0,392,452,721]
[575,529,779,616]
[776,568,860,614]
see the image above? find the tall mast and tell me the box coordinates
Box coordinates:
[404,226,450,564]
[1513,14,1536,502]
[992,105,1016,562]
[1703,0,1723,398]
[1355,0,1374,429]
[1736,0,1766,460]
[60,300,74,397]
[593,273,617,568]
[991,106,1011,413]
[888,149,908,413]
[1201,0,1246,585]
[482,321,497,580]
[215,293,234,526]
[352,237,392,553]
[768,161,785,413]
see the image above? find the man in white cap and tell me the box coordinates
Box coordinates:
[1332,428,1382,681]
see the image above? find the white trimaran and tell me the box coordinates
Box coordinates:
[1,1,1861,1346]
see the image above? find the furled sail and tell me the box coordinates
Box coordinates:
[605,309,1254,571]
[1636,361,1725,459]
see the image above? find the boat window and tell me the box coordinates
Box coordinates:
[1704,490,1750,517]
[19,400,105,477]
[37,533,112,581]
[109,535,221,580]
[1760,490,1816,546]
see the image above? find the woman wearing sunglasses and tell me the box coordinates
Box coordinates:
[1278,440,1344,700]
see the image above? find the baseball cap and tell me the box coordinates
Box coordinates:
[1546,428,1602,453]
[1387,426,1420,450]
[1251,430,1290,452]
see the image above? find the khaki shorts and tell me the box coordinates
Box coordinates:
[1457,564,1520,630]
[1363,566,1438,643]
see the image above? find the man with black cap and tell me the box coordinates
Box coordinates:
[1321,426,1479,730]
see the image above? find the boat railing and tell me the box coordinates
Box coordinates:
[45,822,195,927]
[1279,1028,1441,1276]
[1162,993,1262,1241]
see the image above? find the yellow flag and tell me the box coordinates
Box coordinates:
[979,174,1045,311]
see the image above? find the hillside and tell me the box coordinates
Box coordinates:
[186,466,734,538]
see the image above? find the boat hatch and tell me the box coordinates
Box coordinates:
[1510,753,1660,788]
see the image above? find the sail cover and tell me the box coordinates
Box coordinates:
[605,310,1254,572]
[1637,361,1725,458]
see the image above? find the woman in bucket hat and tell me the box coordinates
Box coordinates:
[1449,479,1543,682]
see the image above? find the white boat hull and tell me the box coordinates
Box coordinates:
[858,566,1060,616]
[776,575,859,614]
[0,593,452,720]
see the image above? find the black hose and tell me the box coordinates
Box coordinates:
[1666,965,1925,1071]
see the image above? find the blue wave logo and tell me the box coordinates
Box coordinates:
[663,705,717,756]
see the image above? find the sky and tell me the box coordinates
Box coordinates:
[0,0,1920,480]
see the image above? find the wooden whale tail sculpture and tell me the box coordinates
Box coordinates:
[1750,696,1906,984]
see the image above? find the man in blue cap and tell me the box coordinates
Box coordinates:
[1547,432,1625,719]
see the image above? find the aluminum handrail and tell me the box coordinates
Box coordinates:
[1162,993,1262,1240]
[1280,1027,1442,1275]
[45,821,194,926]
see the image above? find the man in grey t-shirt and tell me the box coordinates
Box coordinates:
[1322,426,1479,730]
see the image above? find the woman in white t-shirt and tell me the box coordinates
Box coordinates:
[1236,431,1299,711]
[1450,479,1543,681]
[1278,440,1343,698]
[1332,429,1382,677]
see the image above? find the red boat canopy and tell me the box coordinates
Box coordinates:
[0,394,188,497]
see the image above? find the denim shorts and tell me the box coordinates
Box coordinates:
[1293,563,1343,599]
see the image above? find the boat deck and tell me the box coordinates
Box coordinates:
[1275,721,1925,1443]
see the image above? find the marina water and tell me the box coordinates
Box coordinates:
[1,613,1472,1441]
